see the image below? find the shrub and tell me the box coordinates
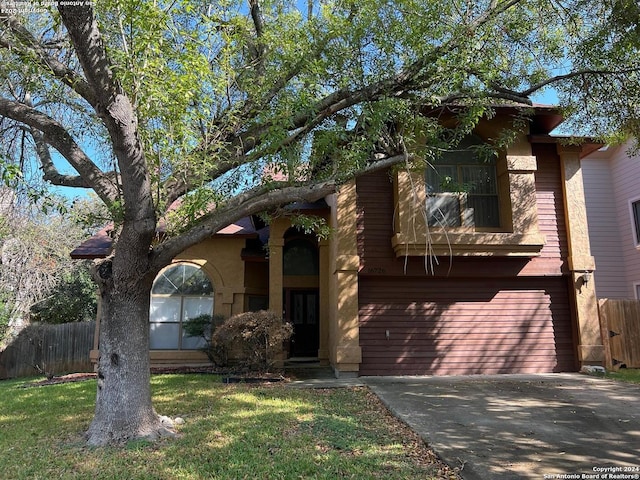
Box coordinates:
[212,311,293,372]
[29,265,97,324]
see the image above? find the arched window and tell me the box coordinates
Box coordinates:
[149,263,214,350]
[283,238,319,275]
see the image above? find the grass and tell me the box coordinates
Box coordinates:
[0,375,459,479]
[600,368,640,384]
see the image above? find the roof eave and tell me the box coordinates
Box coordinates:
[528,134,604,158]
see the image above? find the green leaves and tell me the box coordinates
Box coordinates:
[87,0,638,199]
[0,160,22,188]
[1,0,639,242]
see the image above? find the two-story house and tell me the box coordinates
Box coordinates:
[73,105,604,376]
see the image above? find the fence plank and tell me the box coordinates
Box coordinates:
[598,299,640,369]
[0,322,95,379]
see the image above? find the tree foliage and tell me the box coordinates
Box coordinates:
[0,188,96,343]
[29,265,97,325]
[1,1,637,239]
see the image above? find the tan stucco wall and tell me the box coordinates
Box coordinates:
[326,181,362,376]
[557,144,603,366]
[145,237,249,366]
[268,219,288,319]
[91,236,251,367]
[318,238,330,363]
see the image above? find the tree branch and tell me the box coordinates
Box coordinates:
[0,13,99,108]
[58,3,154,228]
[472,0,524,29]
[440,90,533,105]
[249,0,265,39]
[247,0,266,75]
[31,128,96,189]
[56,4,120,103]
[157,148,412,265]
[517,68,640,98]
[163,156,240,208]
[0,97,119,203]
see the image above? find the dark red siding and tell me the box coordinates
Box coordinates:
[359,276,577,375]
[533,143,570,266]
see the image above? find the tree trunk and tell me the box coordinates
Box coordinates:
[86,265,173,446]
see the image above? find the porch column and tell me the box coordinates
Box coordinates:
[268,220,289,367]
[328,180,362,377]
[268,223,287,318]
[558,144,603,367]
[318,238,330,365]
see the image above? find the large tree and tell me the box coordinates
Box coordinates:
[0,0,638,446]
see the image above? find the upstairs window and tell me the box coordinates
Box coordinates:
[149,263,214,350]
[426,135,500,228]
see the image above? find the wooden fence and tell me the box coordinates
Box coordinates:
[0,322,95,379]
[598,299,640,369]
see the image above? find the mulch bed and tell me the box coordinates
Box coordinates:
[22,372,98,387]
[151,366,289,383]
[22,366,288,387]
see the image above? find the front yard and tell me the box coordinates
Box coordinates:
[0,374,460,479]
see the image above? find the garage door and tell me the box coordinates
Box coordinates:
[358,276,577,375]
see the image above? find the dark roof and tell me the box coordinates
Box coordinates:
[69,219,265,259]
[528,104,564,135]
[69,200,329,259]
[69,226,113,259]
[422,103,565,136]
[528,134,604,158]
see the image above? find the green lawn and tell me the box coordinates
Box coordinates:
[0,375,459,479]
[601,368,640,384]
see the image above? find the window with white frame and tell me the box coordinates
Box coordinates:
[149,263,214,350]
[425,135,500,228]
[631,199,640,246]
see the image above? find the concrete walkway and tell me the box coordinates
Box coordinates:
[286,364,364,388]
[363,374,640,480]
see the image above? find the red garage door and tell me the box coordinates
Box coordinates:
[358,276,577,375]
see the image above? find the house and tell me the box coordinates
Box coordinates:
[582,141,640,300]
[72,105,605,376]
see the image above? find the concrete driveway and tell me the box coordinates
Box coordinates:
[363,374,640,480]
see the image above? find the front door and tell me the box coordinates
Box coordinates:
[285,289,319,357]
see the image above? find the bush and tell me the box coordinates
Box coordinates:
[0,291,18,347]
[212,311,293,372]
[184,311,293,372]
[29,265,97,324]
